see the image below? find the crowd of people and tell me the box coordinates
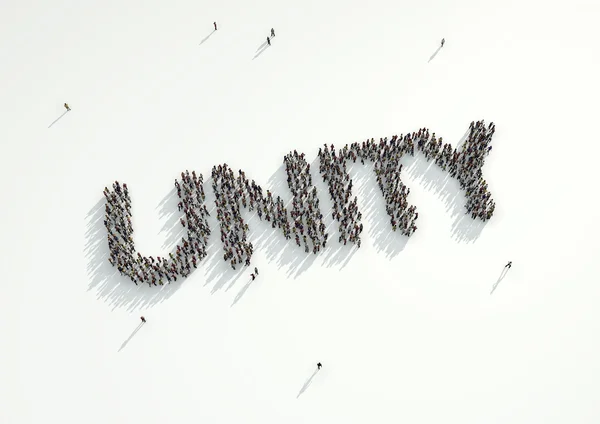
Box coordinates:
[104,171,210,286]
[210,150,338,269]
[318,145,364,246]
[284,150,328,253]
[104,121,495,283]
[352,136,418,237]
[414,120,495,220]
[211,163,290,270]
[458,121,496,220]
[318,120,495,243]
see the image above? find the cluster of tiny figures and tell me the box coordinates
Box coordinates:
[104,170,211,285]
[210,150,329,270]
[103,120,495,285]
[318,119,495,242]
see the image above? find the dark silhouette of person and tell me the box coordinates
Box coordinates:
[64,103,71,111]
[441,38,445,47]
[267,36,271,46]
[505,261,512,269]
[214,22,217,30]
[140,316,146,323]
[254,267,259,275]
[317,362,322,369]
[271,28,275,37]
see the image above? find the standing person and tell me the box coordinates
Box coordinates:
[505,261,512,269]
[271,28,275,37]
[254,267,259,276]
[64,103,70,111]
[267,36,271,46]
[251,273,255,281]
[441,38,445,47]
[317,362,322,370]
[214,21,217,31]
[140,316,146,323]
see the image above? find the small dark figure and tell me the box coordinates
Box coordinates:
[271,28,275,37]
[214,21,217,31]
[64,103,71,111]
[140,316,146,323]
[505,261,512,269]
[441,38,445,47]
[317,362,322,370]
[254,267,259,275]
[267,36,271,46]
[251,273,255,280]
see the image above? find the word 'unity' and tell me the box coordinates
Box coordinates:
[104,120,496,286]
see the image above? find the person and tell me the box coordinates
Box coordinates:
[271,28,275,37]
[250,273,255,280]
[254,267,259,275]
[64,103,71,111]
[267,36,271,46]
[214,21,217,30]
[317,362,322,369]
[140,316,146,323]
[505,261,512,269]
[441,38,445,47]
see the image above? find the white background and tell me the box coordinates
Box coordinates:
[1,0,600,422]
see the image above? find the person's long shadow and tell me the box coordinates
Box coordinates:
[199,30,216,45]
[252,44,269,60]
[156,188,184,250]
[48,110,69,128]
[118,322,145,352]
[255,40,268,52]
[231,278,254,307]
[490,267,509,294]
[428,46,442,63]
[296,368,319,398]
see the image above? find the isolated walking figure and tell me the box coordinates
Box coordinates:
[271,28,275,37]
[441,38,445,47]
[317,362,322,370]
[254,267,259,276]
[64,103,71,111]
[251,273,256,281]
[505,261,512,269]
[214,21,217,31]
[267,36,271,46]
[140,316,146,323]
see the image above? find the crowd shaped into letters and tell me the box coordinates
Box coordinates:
[318,120,495,245]
[104,121,495,284]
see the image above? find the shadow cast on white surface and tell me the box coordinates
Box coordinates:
[297,368,319,398]
[255,40,268,52]
[490,267,509,294]
[118,322,145,351]
[157,188,185,251]
[401,151,487,243]
[428,46,442,63]
[231,278,255,306]
[252,44,269,60]
[48,110,69,128]
[199,30,216,45]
